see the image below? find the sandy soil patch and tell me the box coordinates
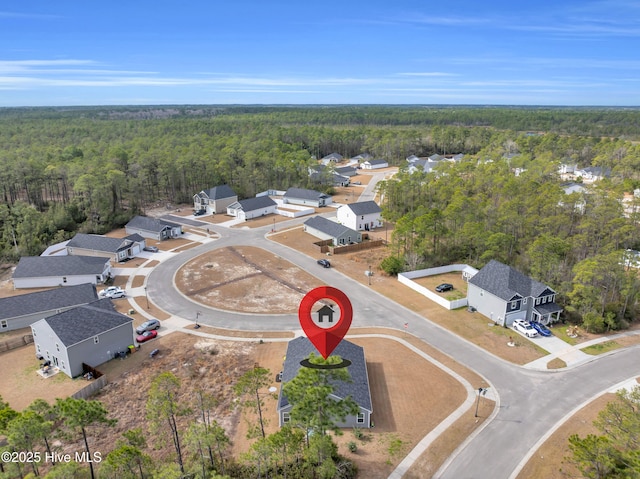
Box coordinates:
[175,245,324,313]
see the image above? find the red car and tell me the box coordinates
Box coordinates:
[136,330,158,343]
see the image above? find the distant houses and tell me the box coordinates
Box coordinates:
[361,159,388,170]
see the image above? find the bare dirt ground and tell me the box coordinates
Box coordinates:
[175,245,324,313]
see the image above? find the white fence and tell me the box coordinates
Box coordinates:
[256,189,286,197]
[274,199,315,218]
[398,264,478,310]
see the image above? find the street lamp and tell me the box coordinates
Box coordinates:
[144,286,149,309]
[474,387,489,417]
[195,311,201,329]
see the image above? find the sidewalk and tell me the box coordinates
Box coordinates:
[524,328,640,370]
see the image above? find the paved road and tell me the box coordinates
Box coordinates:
[147,221,640,479]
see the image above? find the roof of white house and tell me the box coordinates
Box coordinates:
[230,196,277,212]
[304,216,359,239]
[342,201,382,216]
[283,187,330,201]
[13,256,109,278]
[67,233,144,253]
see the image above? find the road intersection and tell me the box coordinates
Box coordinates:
[142,219,639,479]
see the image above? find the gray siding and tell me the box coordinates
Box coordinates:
[14,273,107,289]
[467,283,510,326]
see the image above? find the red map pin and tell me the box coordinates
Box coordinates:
[298,286,353,359]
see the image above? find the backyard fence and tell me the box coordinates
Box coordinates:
[72,364,107,399]
[0,334,33,354]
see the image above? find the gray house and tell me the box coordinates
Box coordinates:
[0,283,98,332]
[125,216,182,241]
[283,188,332,208]
[334,166,357,177]
[31,299,134,378]
[277,337,372,428]
[13,256,112,289]
[303,216,361,246]
[467,260,563,327]
[193,185,237,213]
[226,196,278,221]
[67,233,145,261]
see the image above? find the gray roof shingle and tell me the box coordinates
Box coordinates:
[284,187,330,201]
[304,216,358,239]
[0,283,98,320]
[233,196,277,212]
[125,216,180,233]
[278,337,372,411]
[202,185,236,200]
[468,260,554,301]
[67,233,143,253]
[43,299,133,347]
[13,256,109,278]
[344,201,381,216]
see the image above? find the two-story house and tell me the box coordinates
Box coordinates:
[337,201,382,231]
[467,260,562,327]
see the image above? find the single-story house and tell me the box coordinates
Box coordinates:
[309,171,350,187]
[361,159,389,170]
[31,299,134,378]
[0,283,98,332]
[125,216,182,241]
[320,153,343,165]
[334,166,358,177]
[467,260,563,327]
[283,187,332,208]
[193,185,238,214]
[351,153,372,163]
[303,216,361,246]
[336,201,383,231]
[277,337,372,428]
[13,256,112,289]
[67,233,145,262]
[226,196,278,221]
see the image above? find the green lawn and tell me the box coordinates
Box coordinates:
[581,341,621,355]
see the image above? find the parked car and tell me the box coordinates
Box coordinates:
[193,209,206,216]
[143,246,159,253]
[106,289,126,299]
[136,330,158,343]
[135,319,161,335]
[435,283,453,293]
[530,321,552,337]
[99,286,124,297]
[317,259,331,268]
[513,319,538,338]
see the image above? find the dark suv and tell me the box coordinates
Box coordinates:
[435,283,453,293]
[317,259,331,268]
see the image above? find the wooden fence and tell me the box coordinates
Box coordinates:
[0,334,34,354]
[72,364,107,399]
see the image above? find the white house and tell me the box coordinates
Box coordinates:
[125,216,182,242]
[67,233,145,262]
[361,159,389,170]
[337,201,383,231]
[13,256,112,289]
[227,196,278,221]
[283,188,332,208]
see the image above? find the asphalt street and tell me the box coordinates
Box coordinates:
[147,220,640,479]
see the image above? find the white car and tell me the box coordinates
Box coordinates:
[513,319,538,338]
[100,286,124,298]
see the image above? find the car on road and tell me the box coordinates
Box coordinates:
[99,286,124,298]
[317,259,331,268]
[530,321,552,337]
[135,319,161,335]
[106,289,126,299]
[435,283,454,293]
[513,319,538,338]
[136,330,158,343]
[143,246,159,253]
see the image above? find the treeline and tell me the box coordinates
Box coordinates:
[379,132,640,332]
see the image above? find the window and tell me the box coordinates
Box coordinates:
[283,412,290,424]
[94,336,99,344]
[357,412,365,424]
[37,344,41,353]
[56,343,60,352]
[0,319,7,329]
[536,298,541,305]
[61,361,65,370]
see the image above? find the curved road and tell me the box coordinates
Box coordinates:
[148,221,640,479]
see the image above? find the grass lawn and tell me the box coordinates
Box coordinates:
[581,340,621,355]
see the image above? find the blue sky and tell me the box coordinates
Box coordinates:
[1,1,639,106]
